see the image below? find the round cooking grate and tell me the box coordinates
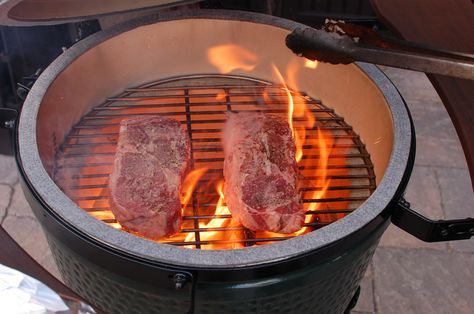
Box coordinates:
[54,74,375,249]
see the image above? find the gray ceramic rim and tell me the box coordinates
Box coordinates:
[17,10,412,269]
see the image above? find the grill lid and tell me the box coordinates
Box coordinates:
[0,0,198,26]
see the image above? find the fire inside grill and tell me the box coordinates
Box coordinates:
[53,73,375,250]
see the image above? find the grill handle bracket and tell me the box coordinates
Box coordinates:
[0,107,17,155]
[392,198,474,242]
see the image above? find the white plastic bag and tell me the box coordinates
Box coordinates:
[0,263,70,314]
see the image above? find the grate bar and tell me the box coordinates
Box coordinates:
[70,195,369,204]
[69,125,353,133]
[73,116,343,128]
[62,170,374,182]
[65,134,358,142]
[59,145,361,157]
[181,208,355,220]
[56,152,368,166]
[60,142,361,153]
[107,93,318,102]
[184,88,202,249]
[68,183,373,191]
[125,83,306,93]
[85,108,330,118]
[62,172,375,181]
[161,237,293,246]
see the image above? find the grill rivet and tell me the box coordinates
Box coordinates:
[173,273,189,290]
[4,119,14,129]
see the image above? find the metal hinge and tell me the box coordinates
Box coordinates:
[0,107,17,155]
[392,198,474,242]
[0,108,17,129]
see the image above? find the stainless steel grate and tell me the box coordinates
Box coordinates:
[54,74,376,249]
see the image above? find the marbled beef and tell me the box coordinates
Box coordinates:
[223,112,304,233]
[109,116,190,239]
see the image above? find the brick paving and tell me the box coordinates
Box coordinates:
[352,67,474,313]
[0,67,472,313]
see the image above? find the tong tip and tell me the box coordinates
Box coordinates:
[286,27,356,65]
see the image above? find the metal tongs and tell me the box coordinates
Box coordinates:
[285,21,474,80]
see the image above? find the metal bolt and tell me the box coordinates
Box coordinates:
[399,198,411,208]
[173,273,188,290]
[4,119,14,129]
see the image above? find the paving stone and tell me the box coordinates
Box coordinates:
[0,154,18,185]
[379,67,439,103]
[7,182,36,219]
[408,98,467,169]
[408,96,466,170]
[414,137,468,169]
[380,166,447,250]
[0,184,12,221]
[1,215,61,280]
[373,248,474,314]
[380,68,469,169]
[408,99,460,142]
[436,168,474,253]
[352,268,375,313]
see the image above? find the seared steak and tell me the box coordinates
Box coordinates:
[223,112,304,233]
[109,116,190,239]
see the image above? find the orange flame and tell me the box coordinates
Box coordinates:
[215,91,227,101]
[255,60,332,238]
[271,61,316,163]
[256,128,333,239]
[185,181,244,249]
[262,89,272,103]
[294,128,333,235]
[109,222,122,229]
[288,60,316,164]
[90,211,115,220]
[271,64,295,138]
[306,128,333,212]
[304,58,319,69]
[77,45,342,248]
[181,167,208,213]
[207,44,258,74]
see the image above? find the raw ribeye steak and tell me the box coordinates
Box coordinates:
[109,116,190,239]
[223,112,304,233]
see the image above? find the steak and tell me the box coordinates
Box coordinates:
[109,116,191,239]
[223,112,304,233]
